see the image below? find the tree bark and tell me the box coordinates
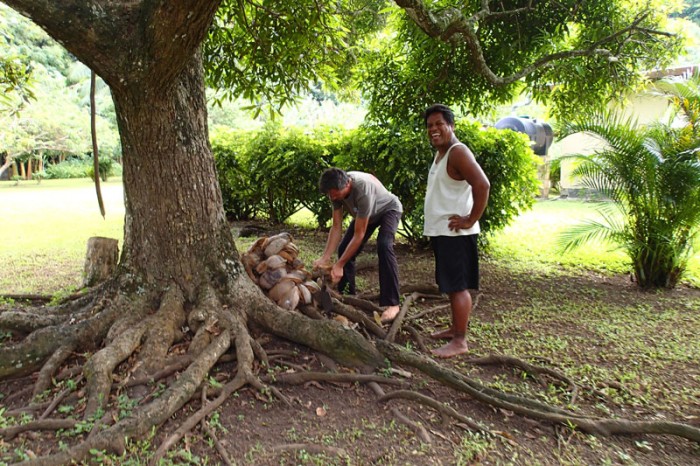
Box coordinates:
[83,237,119,287]
[111,51,239,297]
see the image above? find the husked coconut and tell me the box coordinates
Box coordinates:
[285,269,309,284]
[277,286,300,310]
[264,232,293,257]
[291,258,304,270]
[268,278,297,303]
[297,283,312,304]
[259,267,287,290]
[246,236,268,256]
[241,252,263,282]
[302,280,321,293]
[258,254,287,273]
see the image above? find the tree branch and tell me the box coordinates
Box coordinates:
[393,0,673,86]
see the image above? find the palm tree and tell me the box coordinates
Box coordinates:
[558,110,700,289]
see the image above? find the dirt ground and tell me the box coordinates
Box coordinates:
[1,227,699,465]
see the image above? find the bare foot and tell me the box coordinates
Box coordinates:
[431,339,468,358]
[380,305,400,323]
[429,328,454,340]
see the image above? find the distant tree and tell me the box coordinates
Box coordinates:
[0,5,34,111]
[358,1,681,123]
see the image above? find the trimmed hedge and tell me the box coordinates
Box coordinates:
[212,119,540,246]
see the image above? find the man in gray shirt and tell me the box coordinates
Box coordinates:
[314,168,403,322]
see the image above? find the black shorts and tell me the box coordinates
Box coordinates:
[431,235,479,293]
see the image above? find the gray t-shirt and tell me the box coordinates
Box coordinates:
[332,171,403,223]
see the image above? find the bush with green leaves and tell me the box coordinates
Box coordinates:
[213,119,539,243]
[334,119,540,246]
[212,123,337,224]
[43,157,90,179]
[212,127,259,220]
[85,156,119,182]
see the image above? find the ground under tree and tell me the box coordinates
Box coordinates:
[0,1,699,464]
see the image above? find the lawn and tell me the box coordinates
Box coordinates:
[0,178,125,294]
[1,178,698,294]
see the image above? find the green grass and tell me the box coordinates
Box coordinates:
[0,178,124,294]
[489,199,700,285]
[1,181,698,294]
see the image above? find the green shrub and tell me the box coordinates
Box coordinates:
[212,119,539,242]
[212,126,259,220]
[212,124,337,224]
[246,123,333,223]
[85,156,118,182]
[334,119,540,246]
[44,158,90,179]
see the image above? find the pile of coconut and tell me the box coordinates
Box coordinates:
[241,232,322,311]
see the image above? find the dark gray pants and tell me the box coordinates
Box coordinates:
[337,210,401,307]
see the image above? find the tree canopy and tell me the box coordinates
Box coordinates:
[200,0,683,123]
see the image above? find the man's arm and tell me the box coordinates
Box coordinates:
[447,145,490,231]
[330,216,369,283]
[314,207,344,267]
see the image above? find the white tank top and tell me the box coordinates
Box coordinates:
[423,143,480,237]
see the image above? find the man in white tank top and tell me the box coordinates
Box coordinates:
[423,104,490,358]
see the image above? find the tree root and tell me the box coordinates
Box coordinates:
[368,381,431,444]
[0,419,78,440]
[377,340,700,444]
[380,389,490,433]
[150,315,253,465]
[466,354,579,405]
[386,292,442,342]
[262,370,408,387]
[331,298,386,338]
[34,344,76,399]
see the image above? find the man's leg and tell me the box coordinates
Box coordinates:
[376,210,401,322]
[336,223,357,294]
[430,289,476,339]
[337,219,376,295]
[431,290,470,358]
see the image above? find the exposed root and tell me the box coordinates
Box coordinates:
[262,371,408,387]
[386,292,441,342]
[188,284,220,356]
[150,315,252,465]
[331,298,386,338]
[405,325,429,352]
[33,344,76,399]
[83,314,151,417]
[0,419,78,440]
[338,295,383,315]
[408,303,450,321]
[368,381,431,444]
[379,389,490,433]
[201,420,233,466]
[0,300,121,379]
[33,331,234,465]
[135,285,186,375]
[466,354,579,405]
[40,376,83,420]
[377,340,700,444]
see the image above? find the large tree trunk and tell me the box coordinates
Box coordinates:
[112,52,240,298]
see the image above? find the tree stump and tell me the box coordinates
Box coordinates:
[83,237,119,287]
